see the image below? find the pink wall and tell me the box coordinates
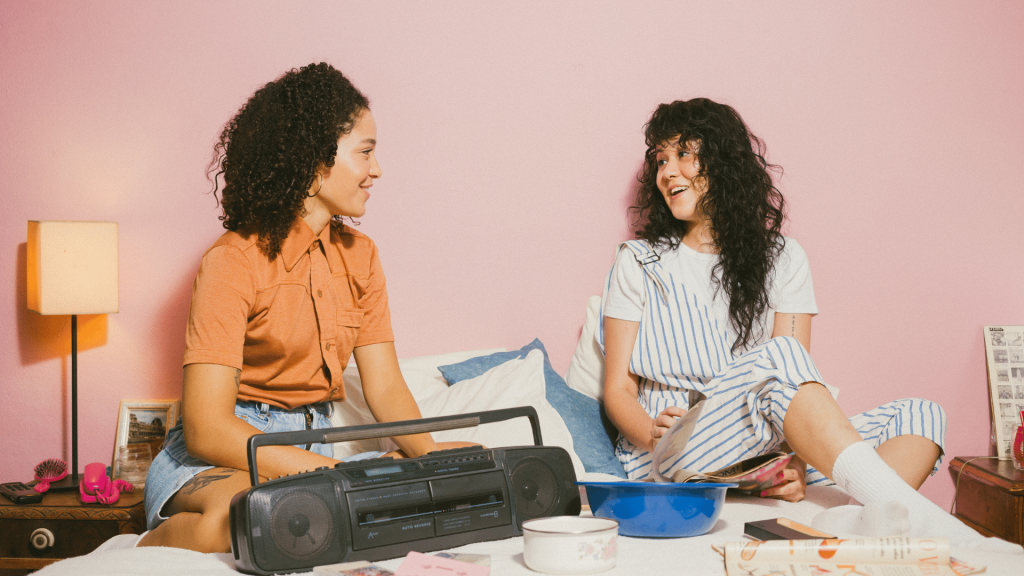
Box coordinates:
[2,1,1022,507]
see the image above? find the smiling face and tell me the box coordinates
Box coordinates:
[656,138,708,225]
[306,108,381,221]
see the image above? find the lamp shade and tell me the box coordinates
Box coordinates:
[27,221,119,315]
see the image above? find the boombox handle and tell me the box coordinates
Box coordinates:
[246,406,543,487]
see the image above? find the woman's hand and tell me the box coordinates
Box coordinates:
[759,454,808,502]
[651,406,687,452]
[181,363,339,478]
[436,441,484,450]
[383,441,484,459]
[356,342,448,458]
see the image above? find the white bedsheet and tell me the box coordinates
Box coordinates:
[35,486,1023,576]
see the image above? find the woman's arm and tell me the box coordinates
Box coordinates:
[764,312,814,501]
[181,363,338,479]
[772,312,812,351]
[603,317,686,453]
[353,342,443,458]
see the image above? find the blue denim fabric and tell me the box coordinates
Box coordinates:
[437,339,627,478]
[144,401,382,530]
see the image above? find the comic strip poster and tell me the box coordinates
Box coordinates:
[985,326,1024,458]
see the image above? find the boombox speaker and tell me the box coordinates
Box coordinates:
[230,406,580,575]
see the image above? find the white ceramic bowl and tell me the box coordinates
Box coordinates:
[522,516,618,574]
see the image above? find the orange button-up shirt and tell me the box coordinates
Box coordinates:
[183,218,394,409]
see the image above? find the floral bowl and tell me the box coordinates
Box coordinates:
[521,516,618,574]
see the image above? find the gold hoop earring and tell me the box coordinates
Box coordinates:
[307,173,323,198]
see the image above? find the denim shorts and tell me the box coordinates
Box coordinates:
[144,400,384,530]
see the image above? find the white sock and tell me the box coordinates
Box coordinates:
[830,442,984,546]
[813,502,910,537]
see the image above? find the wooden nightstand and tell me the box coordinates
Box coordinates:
[0,489,144,574]
[948,456,1024,545]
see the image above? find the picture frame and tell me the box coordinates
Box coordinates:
[983,326,1024,459]
[111,399,179,479]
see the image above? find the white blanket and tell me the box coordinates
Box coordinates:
[34,486,1023,576]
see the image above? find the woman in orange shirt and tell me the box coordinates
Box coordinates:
[140,63,469,552]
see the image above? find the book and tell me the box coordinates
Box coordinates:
[314,562,395,576]
[395,551,490,576]
[432,553,490,567]
[723,536,982,576]
[744,517,834,541]
[650,398,792,491]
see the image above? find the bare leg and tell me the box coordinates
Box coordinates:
[782,383,939,488]
[138,467,251,553]
[783,383,1017,548]
[875,435,940,490]
[781,382,862,480]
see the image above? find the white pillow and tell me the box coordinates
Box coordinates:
[418,350,586,478]
[330,347,505,457]
[564,295,604,401]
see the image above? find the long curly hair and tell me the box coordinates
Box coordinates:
[208,63,369,259]
[630,98,786,352]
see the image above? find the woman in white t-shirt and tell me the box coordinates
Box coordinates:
[597,99,989,545]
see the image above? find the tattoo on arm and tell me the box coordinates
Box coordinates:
[181,468,237,496]
[791,316,796,336]
[234,369,241,389]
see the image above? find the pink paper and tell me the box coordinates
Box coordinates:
[395,552,490,576]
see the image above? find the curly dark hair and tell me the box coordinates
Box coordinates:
[630,98,786,353]
[208,62,369,259]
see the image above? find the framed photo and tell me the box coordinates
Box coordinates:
[984,326,1024,459]
[111,399,179,478]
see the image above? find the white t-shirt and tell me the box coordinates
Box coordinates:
[603,236,817,353]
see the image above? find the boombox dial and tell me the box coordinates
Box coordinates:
[230,407,581,575]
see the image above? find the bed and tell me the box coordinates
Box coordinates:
[33,298,1024,575]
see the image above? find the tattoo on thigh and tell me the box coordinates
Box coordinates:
[791,316,796,336]
[181,468,237,496]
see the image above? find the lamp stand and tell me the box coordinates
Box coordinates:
[46,314,81,492]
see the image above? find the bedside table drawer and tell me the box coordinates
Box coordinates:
[0,490,145,571]
[0,518,120,560]
[949,456,1024,545]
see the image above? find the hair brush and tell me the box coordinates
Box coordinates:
[33,458,68,493]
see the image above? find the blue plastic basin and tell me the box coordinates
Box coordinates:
[578,481,735,538]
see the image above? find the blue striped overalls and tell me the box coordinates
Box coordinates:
[599,240,946,484]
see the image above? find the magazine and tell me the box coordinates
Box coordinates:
[723,536,983,576]
[649,399,792,491]
[983,325,1024,458]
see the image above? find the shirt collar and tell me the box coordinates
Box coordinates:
[280,218,334,272]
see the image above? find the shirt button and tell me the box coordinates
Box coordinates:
[325,343,331,351]
[317,289,323,298]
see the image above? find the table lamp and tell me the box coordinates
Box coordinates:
[27,221,119,491]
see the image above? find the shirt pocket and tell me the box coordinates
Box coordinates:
[337,308,365,357]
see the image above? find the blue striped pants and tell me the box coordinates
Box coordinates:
[615,337,947,483]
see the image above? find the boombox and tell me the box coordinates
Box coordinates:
[229,407,580,575]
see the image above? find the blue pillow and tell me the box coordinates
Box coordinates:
[437,339,627,478]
